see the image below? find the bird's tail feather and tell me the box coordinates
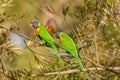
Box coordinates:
[75,57,84,71]
[51,44,63,63]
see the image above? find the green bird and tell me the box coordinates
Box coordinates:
[56,32,84,70]
[30,20,63,63]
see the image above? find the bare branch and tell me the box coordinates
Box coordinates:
[0,25,42,45]
[30,67,120,77]
[0,0,13,7]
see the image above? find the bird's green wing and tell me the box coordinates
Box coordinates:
[60,32,78,57]
[37,23,63,63]
[38,22,54,44]
[60,32,84,70]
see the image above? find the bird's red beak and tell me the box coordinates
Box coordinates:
[29,23,33,27]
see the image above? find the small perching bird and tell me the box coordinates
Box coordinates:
[56,32,84,70]
[45,18,62,34]
[45,18,55,33]
[29,20,63,63]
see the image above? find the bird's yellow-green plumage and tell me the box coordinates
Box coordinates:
[38,23,63,63]
[59,32,84,70]
[30,20,63,63]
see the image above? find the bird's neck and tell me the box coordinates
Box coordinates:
[34,27,39,35]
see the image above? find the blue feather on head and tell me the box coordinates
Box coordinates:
[56,32,61,38]
[47,18,53,24]
[30,20,38,29]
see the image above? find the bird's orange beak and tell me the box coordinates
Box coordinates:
[29,23,33,27]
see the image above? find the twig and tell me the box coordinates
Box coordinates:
[0,25,42,45]
[0,52,8,75]
[81,56,103,68]
[93,24,99,64]
[25,42,49,62]
[53,74,60,80]
[93,0,99,64]
[0,67,119,77]
[90,69,105,79]
[30,67,120,77]
[0,0,13,7]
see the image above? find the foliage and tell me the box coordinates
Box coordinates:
[0,0,120,80]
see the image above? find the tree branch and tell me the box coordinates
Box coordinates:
[0,25,42,45]
[30,67,120,77]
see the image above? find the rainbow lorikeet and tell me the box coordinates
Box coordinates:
[30,20,63,63]
[56,32,84,70]
[45,18,62,34]
[45,18,55,33]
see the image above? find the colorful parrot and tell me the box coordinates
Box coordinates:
[56,32,84,70]
[45,18,55,33]
[30,20,63,63]
[45,18,62,34]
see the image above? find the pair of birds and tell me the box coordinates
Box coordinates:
[30,20,84,71]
